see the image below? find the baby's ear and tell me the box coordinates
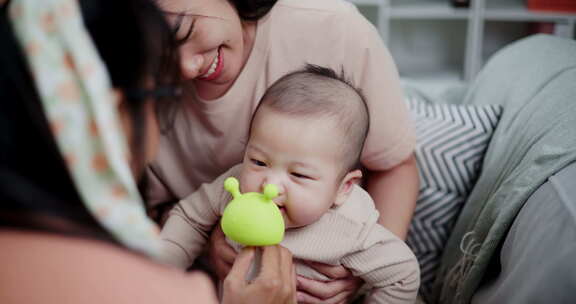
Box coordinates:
[334,169,362,207]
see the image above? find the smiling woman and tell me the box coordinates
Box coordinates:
[158,0,254,99]
[146,0,421,302]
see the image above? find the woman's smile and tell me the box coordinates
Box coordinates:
[199,47,224,81]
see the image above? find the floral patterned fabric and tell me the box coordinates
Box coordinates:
[9,0,162,258]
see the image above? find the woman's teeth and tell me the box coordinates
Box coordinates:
[202,50,219,78]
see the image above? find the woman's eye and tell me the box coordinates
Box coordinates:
[291,172,311,179]
[251,159,267,167]
[172,14,196,44]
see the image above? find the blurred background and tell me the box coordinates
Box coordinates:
[347,0,576,94]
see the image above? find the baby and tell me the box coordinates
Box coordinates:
[160,64,420,303]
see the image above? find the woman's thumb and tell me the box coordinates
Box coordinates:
[226,247,255,283]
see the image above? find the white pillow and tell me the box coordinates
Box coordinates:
[405,95,503,300]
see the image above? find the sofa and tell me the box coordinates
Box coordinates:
[405,34,576,303]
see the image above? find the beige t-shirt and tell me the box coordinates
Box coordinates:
[160,164,420,304]
[147,0,416,207]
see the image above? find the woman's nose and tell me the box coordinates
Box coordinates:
[180,51,204,80]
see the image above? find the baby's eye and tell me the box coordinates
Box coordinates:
[291,172,312,180]
[250,159,267,167]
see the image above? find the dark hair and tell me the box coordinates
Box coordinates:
[0,0,180,243]
[228,0,278,21]
[81,0,182,146]
[255,64,370,175]
[168,0,277,46]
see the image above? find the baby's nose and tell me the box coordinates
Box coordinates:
[262,177,284,196]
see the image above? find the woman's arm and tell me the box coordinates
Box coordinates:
[0,230,218,304]
[366,155,419,239]
[1,230,296,304]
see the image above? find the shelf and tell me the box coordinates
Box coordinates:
[400,68,463,83]
[401,70,466,100]
[389,19,467,80]
[482,22,530,66]
[485,1,576,22]
[346,0,382,6]
[390,0,469,20]
[350,0,575,85]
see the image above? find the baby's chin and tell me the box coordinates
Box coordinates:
[278,207,291,227]
[281,211,301,230]
[282,214,312,230]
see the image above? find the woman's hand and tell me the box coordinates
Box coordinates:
[208,224,237,280]
[296,261,363,304]
[222,246,297,304]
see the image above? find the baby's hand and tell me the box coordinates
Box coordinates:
[296,261,363,304]
[208,224,236,280]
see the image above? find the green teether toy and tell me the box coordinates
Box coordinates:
[221,177,285,246]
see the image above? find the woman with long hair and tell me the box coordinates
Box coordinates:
[0,0,295,303]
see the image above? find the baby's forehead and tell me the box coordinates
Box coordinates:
[251,107,345,143]
[255,104,341,128]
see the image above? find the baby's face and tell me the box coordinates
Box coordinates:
[240,108,346,228]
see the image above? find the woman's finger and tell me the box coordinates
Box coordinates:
[279,247,297,303]
[302,260,352,279]
[297,291,322,304]
[323,290,352,304]
[257,245,282,280]
[223,247,255,290]
[213,260,232,281]
[296,275,360,299]
[257,245,296,304]
[297,289,353,304]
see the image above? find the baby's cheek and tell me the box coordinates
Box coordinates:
[239,169,260,193]
[289,203,327,227]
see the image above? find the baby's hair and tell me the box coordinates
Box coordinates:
[254,64,370,175]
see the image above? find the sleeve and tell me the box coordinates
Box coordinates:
[341,226,420,304]
[144,165,177,210]
[158,166,239,269]
[342,7,416,170]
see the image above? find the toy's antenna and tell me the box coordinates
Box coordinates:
[263,184,278,201]
[224,177,241,199]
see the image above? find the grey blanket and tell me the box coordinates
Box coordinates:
[431,35,576,303]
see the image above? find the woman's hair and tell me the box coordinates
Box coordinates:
[228,0,278,21]
[0,0,180,241]
[170,0,278,47]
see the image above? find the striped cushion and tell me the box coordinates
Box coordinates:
[405,96,503,300]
